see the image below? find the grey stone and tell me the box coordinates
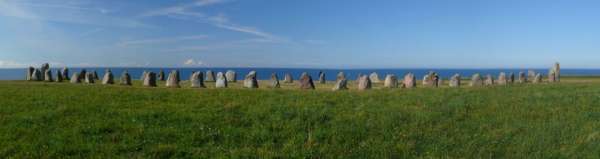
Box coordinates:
[553,62,560,82]
[337,72,346,81]
[403,73,416,88]
[422,71,439,87]
[166,70,181,88]
[226,70,237,82]
[284,73,293,83]
[509,72,515,83]
[102,69,114,85]
[205,70,216,82]
[158,70,165,81]
[215,72,228,88]
[384,74,398,88]
[369,72,381,83]
[62,67,70,80]
[332,79,348,91]
[497,72,508,85]
[85,72,95,84]
[533,73,542,83]
[270,73,280,88]
[140,71,148,81]
[44,69,53,82]
[357,75,372,90]
[190,71,205,88]
[31,69,42,81]
[40,63,49,80]
[143,72,157,87]
[528,70,536,81]
[318,71,326,84]
[470,74,483,87]
[518,71,527,83]
[79,69,87,80]
[70,73,81,84]
[484,74,494,86]
[449,74,461,87]
[243,71,259,88]
[437,77,444,87]
[56,70,63,82]
[299,72,315,89]
[120,71,132,86]
[92,71,99,80]
[26,67,34,81]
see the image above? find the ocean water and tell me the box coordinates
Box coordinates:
[2,67,600,81]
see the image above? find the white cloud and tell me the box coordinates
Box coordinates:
[117,35,208,46]
[140,0,228,18]
[183,58,206,66]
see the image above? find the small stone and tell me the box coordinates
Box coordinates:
[422,71,439,87]
[270,73,280,88]
[26,67,34,81]
[44,69,53,82]
[332,79,348,91]
[384,74,398,88]
[470,74,483,87]
[299,72,315,89]
[31,69,42,81]
[369,72,381,83]
[102,69,114,85]
[85,72,95,84]
[158,70,165,81]
[56,70,63,82]
[243,71,259,88]
[318,71,326,84]
[449,74,461,87]
[403,73,416,88]
[284,73,293,83]
[484,74,494,86]
[215,72,228,88]
[166,70,181,88]
[62,67,70,80]
[70,73,81,84]
[497,72,508,85]
[143,72,157,87]
[205,70,216,82]
[518,72,527,83]
[190,71,205,88]
[533,73,543,83]
[357,75,372,90]
[226,70,237,82]
[120,71,132,86]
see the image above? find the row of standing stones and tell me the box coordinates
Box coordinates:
[26,63,561,91]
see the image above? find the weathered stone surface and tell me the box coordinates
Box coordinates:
[437,77,444,87]
[332,79,348,91]
[158,70,165,81]
[509,72,515,83]
[553,62,560,82]
[403,73,416,88]
[270,73,280,88]
[226,70,237,82]
[140,71,148,81]
[528,70,536,81]
[484,74,494,86]
[449,74,461,87]
[299,72,315,89]
[70,73,81,83]
[422,72,439,87]
[369,72,381,83]
[205,70,216,82]
[284,73,293,83]
[336,72,346,81]
[166,70,181,88]
[518,71,527,83]
[92,71,99,80]
[470,74,483,87]
[85,72,95,84]
[533,73,542,83]
[548,69,556,83]
[62,67,70,80]
[26,67,34,81]
[120,71,132,86]
[31,69,42,81]
[243,71,259,88]
[143,72,157,87]
[384,74,398,88]
[318,71,326,84]
[44,69,53,82]
[56,70,63,82]
[357,75,372,90]
[41,63,49,80]
[79,69,87,80]
[190,71,205,88]
[215,72,228,88]
[497,72,508,85]
[102,69,114,85]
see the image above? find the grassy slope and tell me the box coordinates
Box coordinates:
[0,77,600,158]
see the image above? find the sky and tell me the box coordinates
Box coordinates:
[1,0,600,69]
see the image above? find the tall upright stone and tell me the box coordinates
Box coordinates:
[70,73,81,84]
[422,72,439,87]
[337,72,346,81]
[92,70,99,80]
[158,70,166,81]
[143,72,157,87]
[509,72,515,84]
[497,72,508,85]
[318,71,326,84]
[79,69,87,80]
[553,62,560,82]
[384,74,398,88]
[62,67,70,80]
[120,71,132,86]
[190,71,205,88]
[56,70,63,82]
[26,67,34,81]
[44,69,53,82]
[205,70,216,82]
[270,73,280,88]
[484,74,494,86]
[403,73,416,88]
[518,71,527,83]
[243,71,259,88]
[369,72,381,83]
[40,63,49,80]
[528,70,536,81]
[332,74,348,91]
[215,72,228,88]
[31,69,42,81]
[226,70,237,82]
[449,74,461,87]
[357,75,372,90]
[299,72,315,90]
[470,74,483,87]
[166,70,180,88]
[533,73,542,83]
[102,69,114,85]
[140,71,148,81]
[84,72,95,84]
[548,69,557,83]
[284,73,293,83]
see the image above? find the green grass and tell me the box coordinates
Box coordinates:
[1,77,600,158]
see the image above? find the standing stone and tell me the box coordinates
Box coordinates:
[31,69,42,81]
[226,70,237,82]
[509,72,515,84]
[44,69,53,82]
[422,72,439,87]
[158,70,165,81]
[205,70,216,82]
[384,74,398,88]
[403,73,417,88]
[548,69,556,83]
[40,63,49,80]
[369,72,381,83]
[299,72,315,89]
[470,74,483,87]
[166,70,181,88]
[84,72,95,84]
[243,71,259,88]
[337,72,346,81]
[26,67,34,81]
[284,73,293,83]
[332,73,348,91]
[79,69,87,80]
[215,72,228,88]
[62,67,70,80]
[449,74,461,87]
[102,69,114,85]
[190,71,205,88]
[120,71,132,86]
[518,72,527,83]
[318,71,326,84]
[437,77,444,87]
[553,62,560,82]
[56,70,63,82]
[497,72,508,85]
[484,74,494,86]
[357,75,372,90]
[140,71,148,81]
[92,70,99,80]
[533,73,543,84]
[528,70,536,81]
[270,73,280,88]
[70,73,81,84]
[143,72,157,87]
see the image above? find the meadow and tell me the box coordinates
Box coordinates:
[1,77,600,158]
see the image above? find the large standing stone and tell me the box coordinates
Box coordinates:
[44,69,53,82]
[403,73,416,88]
[26,67,34,81]
[166,70,181,88]
[243,71,259,88]
[79,69,87,80]
[270,73,280,88]
[332,79,348,91]
[422,71,439,87]
[62,67,70,80]
[484,74,494,86]
[553,62,560,82]
[56,70,63,82]
[299,72,315,89]
[318,71,326,84]
[140,71,148,81]
[509,72,515,83]
[205,70,216,82]
[92,70,99,80]
[518,71,527,83]
[143,72,157,87]
[31,69,42,81]
[190,71,205,88]
[215,72,228,88]
[369,72,381,83]
[70,73,81,84]
[40,63,49,80]
[120,71,132,86]
[158,70,165,81]
[337,72,346,81]
[533,73,542,83]
[284,73,293,83]
[384,74,398,88]
[528,70,536,81]
[470,74,483,87]
[497,72,508,85]
[357,75,372,90]
[548,69,556,83]
[85,72,95,84]
[449,74,461,87]
[102,69,114,85]
[226,70,237,82]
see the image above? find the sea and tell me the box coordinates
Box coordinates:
[2,68,600,81]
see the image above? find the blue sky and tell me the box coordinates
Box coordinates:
[1,0,600,68]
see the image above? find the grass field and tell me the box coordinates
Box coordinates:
[1,77,600,158]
